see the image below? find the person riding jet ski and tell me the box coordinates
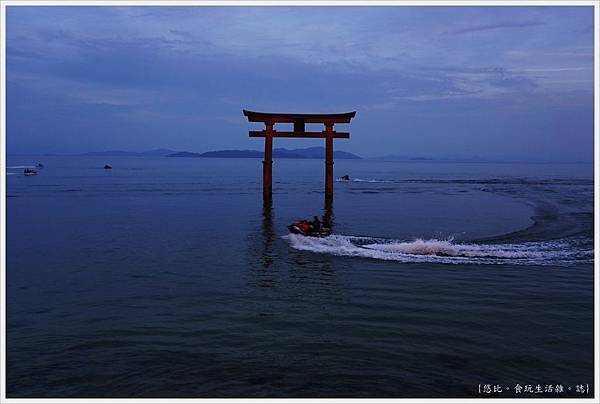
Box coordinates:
[288,215,331,237]
[311,216,322,230]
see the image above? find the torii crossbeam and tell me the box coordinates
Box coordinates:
[243,110,356,199]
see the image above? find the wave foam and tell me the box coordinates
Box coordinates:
[336,178,393,183]
[283,234,592,266]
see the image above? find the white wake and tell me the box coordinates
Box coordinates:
[336,178,393,183]
[283,234,591,265]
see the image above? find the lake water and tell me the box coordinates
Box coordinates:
[5,156,595,397]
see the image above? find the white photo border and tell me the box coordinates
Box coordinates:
[0,1,598,403]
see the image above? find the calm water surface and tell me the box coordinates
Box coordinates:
[6,156,595,397]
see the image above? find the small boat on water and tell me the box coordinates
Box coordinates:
[288,219,331,238]
[338,174,351,181]
[23,168,38,176]
[104,164,112,169]
[36,162,44,168]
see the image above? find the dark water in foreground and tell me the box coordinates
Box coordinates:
[6,156,595,398]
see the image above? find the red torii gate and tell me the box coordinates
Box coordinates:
[243,110,356,199]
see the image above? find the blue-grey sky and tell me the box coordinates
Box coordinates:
[6,6,595,160]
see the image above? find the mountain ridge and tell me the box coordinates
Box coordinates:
[77,149,176,157]
[168,147,361,159]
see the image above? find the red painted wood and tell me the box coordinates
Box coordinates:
[244,110,355,124]
[325,123,334,197]
[249,130,349,139]
[244,110,356,199]
[263,123,273,196]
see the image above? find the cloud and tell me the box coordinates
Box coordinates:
[5,6,595,158]
[169,29,194,39]
[520,66,591,73]
[8,72,159,107]
[380,66,539,103]
[453,20,546,34]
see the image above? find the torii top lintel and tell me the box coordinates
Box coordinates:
[243,110,356,124]
[244,110,356,138]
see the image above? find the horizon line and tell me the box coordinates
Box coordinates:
[4,150,594,165]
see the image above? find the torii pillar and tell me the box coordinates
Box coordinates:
[322,122,331,197]
[263,121,274,196]
[243,110,356,200]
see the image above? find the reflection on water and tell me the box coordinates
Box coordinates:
[246,197,278,289]
[249,194,338,286]
[246,195,347,305]
[262,197,275,269]
[6,156,594,398]
[323,194,334,229]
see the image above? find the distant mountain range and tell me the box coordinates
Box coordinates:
[370,155,434,161]
[168,147,362,159]
[369,154,487,162]
[76,147,361,159]
[18,149,587,163]
[68,149,500,162]
[77,149,176,157]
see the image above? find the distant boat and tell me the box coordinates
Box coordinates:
[104,164,112,169]
[36,162,44,168]
[23,168,38,176]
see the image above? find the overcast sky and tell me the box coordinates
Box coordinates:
[6,6,595,160]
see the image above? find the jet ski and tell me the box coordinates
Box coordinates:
[288,220,331,238]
